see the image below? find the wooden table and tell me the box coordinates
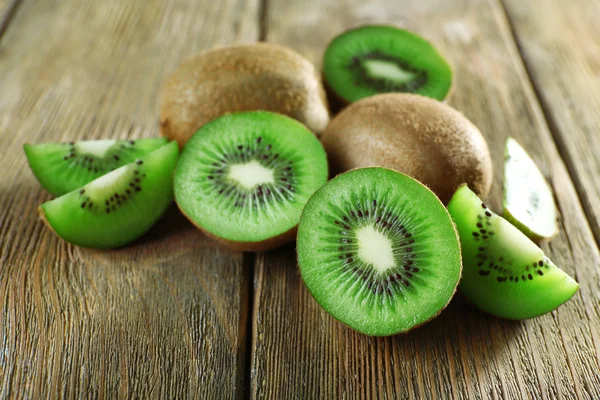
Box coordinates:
[1,0,599,398]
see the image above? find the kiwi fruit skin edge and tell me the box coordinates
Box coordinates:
[321,93,492,203]
[178,205,297,252]
[160,43,330,147]
[297,167,462,336]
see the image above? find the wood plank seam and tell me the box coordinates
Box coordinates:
[497,0,600,251]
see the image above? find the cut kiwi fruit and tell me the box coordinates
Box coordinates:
[160,43,330,147]
[504,137,558,241]
[321,93,492,203]
[297,167,462,336]
[24,137,168,196]
[323,25,452,105]
[39,141,179,249]
[448,185,578,319]
[174,111,328,252]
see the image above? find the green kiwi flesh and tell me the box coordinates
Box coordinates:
[297,168,462,336]
[323,25,452,104]
[39,141,179,249]
[448,185,578,319]
[24,138,168,196]
[174,111,328,252]
[504,137,558,241]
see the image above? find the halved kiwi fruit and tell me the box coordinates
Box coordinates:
[504,137,558,241]
[321,93,492,203]
[24,137,168,196]
[174,111,328,252]
[297,167,462,336]
[160,43,330,147]
[448,185,578,319]
[39,141,179,249]
[323,25,452,105]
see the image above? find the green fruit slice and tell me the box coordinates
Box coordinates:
[24,137,168,196]
[448,185,578,319]
[323,25,452,104]
[297,167,462,336]
[504,137,558,241]
[39,141,179,249]
[174,111,328,251]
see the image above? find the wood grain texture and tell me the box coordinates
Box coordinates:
[0,0,21,39]
[251,0,600,398]
[501,0,600,246]
[0,0,258,397]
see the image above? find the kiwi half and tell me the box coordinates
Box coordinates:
[24,138,168,196]
[297,168,462,336]
[448,185,578,319]
[321,93,492,203]
[174,111,328,252]
[323,25,452,105]
[504,137,558,241]
[39,141,179,249]
[160,43,330,147]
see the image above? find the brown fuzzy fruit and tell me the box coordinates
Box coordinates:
[321,93,492,203]
[160,43,330,146]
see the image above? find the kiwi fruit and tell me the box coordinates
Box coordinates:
[321,93,492,203]
[174,111,328,252]
[504,137,558,241]
[448,185,578,319]
[24,138,168,196]
[39,141,179,249]
[297,167,462,336]
[323,25,452,105]
[160,43,330,147]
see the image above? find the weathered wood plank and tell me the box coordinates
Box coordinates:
[501,0,600,246]
[252,0,600,398]
[0,0,258,397]
[0,0,21,39]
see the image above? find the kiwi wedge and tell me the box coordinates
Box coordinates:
[323,25,452,104]
[297,168,462,336]
[174,111,328,252]
[321,93,492,203]
[448,185,578,319]
[160,43,330,147]
[24,138,168,196]
[504,138,558,241]
[39,141,179,249]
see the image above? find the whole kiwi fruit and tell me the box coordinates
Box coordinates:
[321,93,492,203]
[160,43,330,147]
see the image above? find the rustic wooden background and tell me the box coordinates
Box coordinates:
[1,0,599,398]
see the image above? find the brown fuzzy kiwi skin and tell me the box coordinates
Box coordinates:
[177,203,297,252]
[160,43,330,147]
[320,94,492,204]
[296,167,463,336]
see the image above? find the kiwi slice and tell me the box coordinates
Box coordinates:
[448,185,578,319]
[174,111,328,252]
[24,137,168,196]
[297,168,462,336]
[504,137,558,241]
[39,141,179,249]
[323,25,452,104]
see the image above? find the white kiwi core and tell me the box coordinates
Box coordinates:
[355,225,396,273]
[228,160,275,190]
[363,59,416,84]
[75,139,117,157]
